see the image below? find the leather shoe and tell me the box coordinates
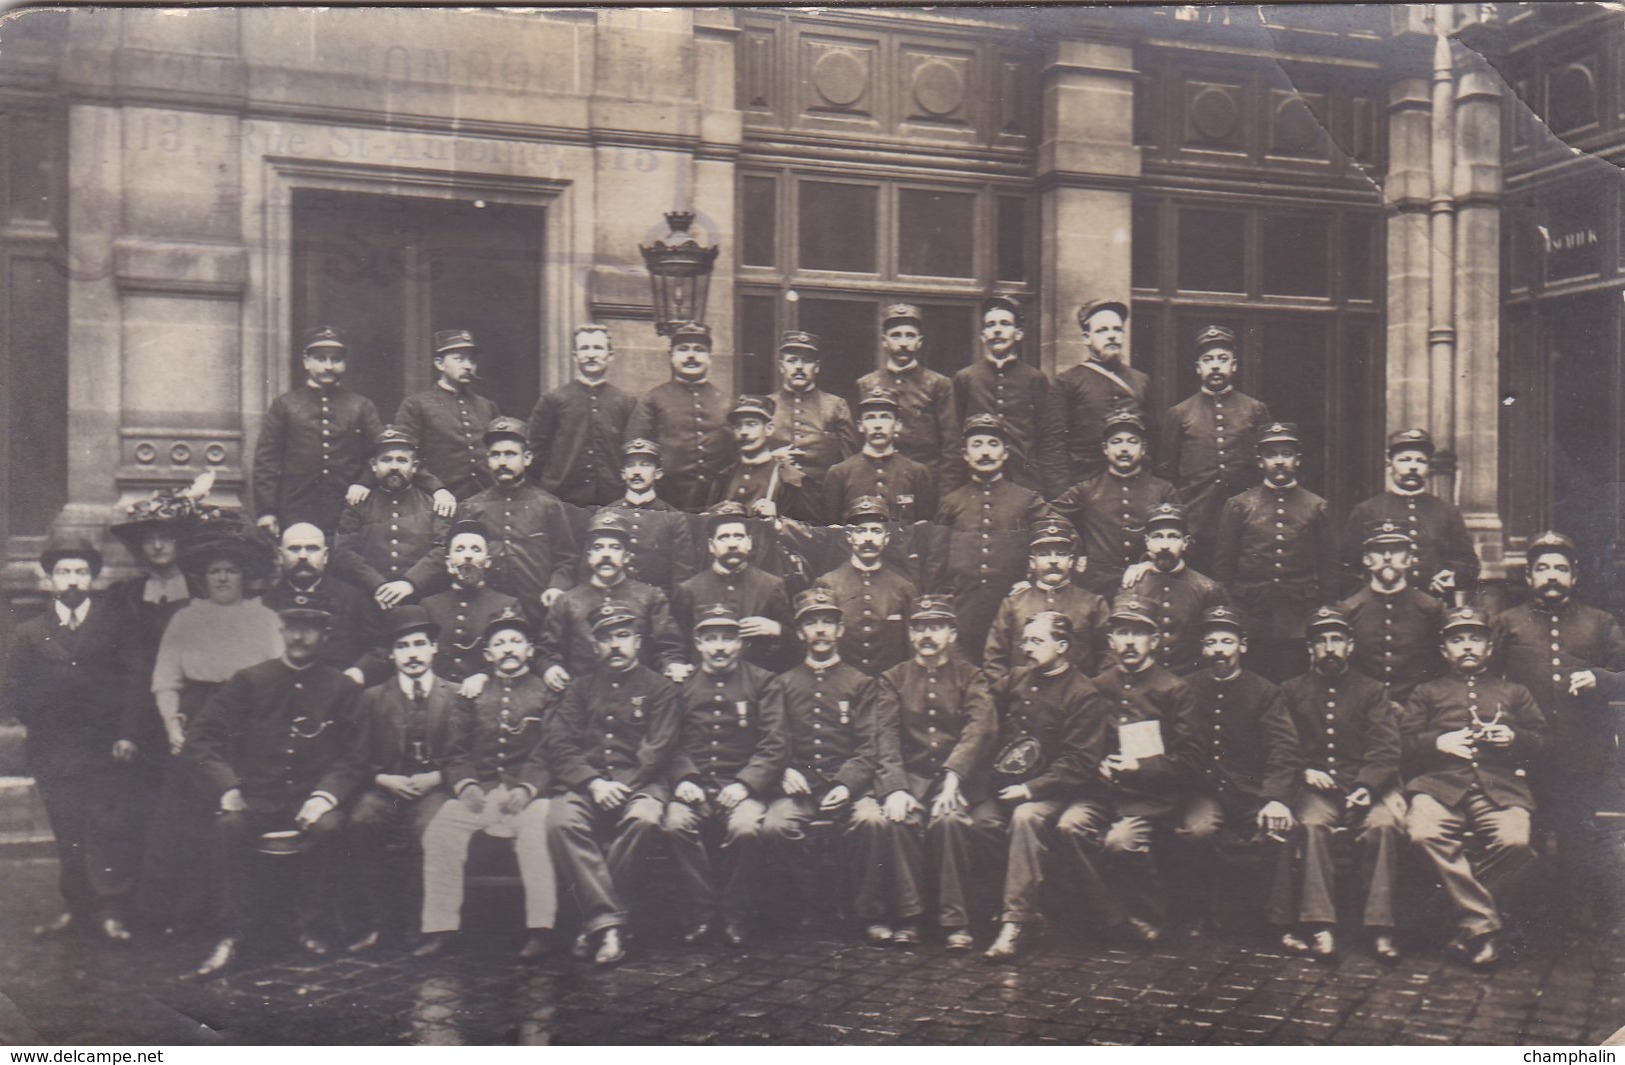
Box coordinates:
[412,932,459,958]
[571,932,593,961]
[984,922,1025,961]
[1308,928,1336,959]
[594,927,627,966]
[100,917,132,943]
[864,923,894,944]
[34,913,75,938]
[722,921,749,948]
[345,930,381,955]
[1468,933,1501,968]
[891,922,919,946]
[300,935,331,957]
[1126,917,1161,944]
[945,929,975,952]
[680,922,714,946]
[1372,932,1401,963]
[1280,930,1310,954]
[195,937,240,977]
[518,931,553,962]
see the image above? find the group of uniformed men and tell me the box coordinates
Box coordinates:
[8,297,1621,979]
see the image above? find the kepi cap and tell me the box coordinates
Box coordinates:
[373,425,418,455]
[585,511,633,544]
[302,325,348,353]
[694,603,742,631]
[1526,530,1579,566]
[1257,421,1302,448]
[793,587,843,621]
[1144,502,1187,533]
[1029,518,1079,551]
[1077,298,1129,328]
[277,589,335,622]
[881,303,923,329]
[962,412,1012,442]
[844,495,892,524]
[669,321,713,346]
[483,605,534,643]
[1101,407,1148,440]
[1108,594,1158,629]
[1361,520,1414,550]
[1200,605,1246,636]
[1440,605,1491,635]
[1306,605,1353,634]
[622,437,661,462]
[1194,324,1236,353]
[589,602,640,636]
[729,394,775,422]
[1386,427,1435,456]
[433,329,477,355]
[482,416,529,448]
[778,330,819,356]
[857,385,902,413]
[909,594,957,623]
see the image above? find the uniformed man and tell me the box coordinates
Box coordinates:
[760,588,884,930]
[1122,503,1229,676]
[1401,606,1546,968]
[984,518,1109,682]
[1493,531,1625,930]
[868,595,999,946]
[5,537,130,941]
[1212,422,1338,681]
[1159,325,1272,572]
[184,593,360,975]
[1267,605,1405,962]
[673,509,796,673]
[331,426,451,610]
[415,608,557,960]
[1337,521,1446,702]
[420,520,520,683]
[710,394,823,524]
[1053,408,1180,595]
[525,323,635,507]
[458,416,579,626]
[538,511,689,691]
[952,296,1067,498]
[262,522,390,687]
[983,613,1111,959]
[928,413,1054,658]
[823,385,939,557]
[767,330,857,501]
[812,496,918,678]
[1061,594,1198,943]
[1054,299,1152,485]
[539,603,683,966]
[394,329,503,501]
[856,303,959,491]
[665,604,788,947]
[1177,607,1297,932]
[1343,428,1480,599]
[625,321,733,513]
[598,437,698,594]
[320,606,460,953]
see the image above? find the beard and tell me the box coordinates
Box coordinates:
[492,466,524,486]
[288,559,318,580]
[453,563,487,587]
[1152,548,1179,570]
[1537,580,1570,602]
[381,471,409,491]
[57,587,89,609]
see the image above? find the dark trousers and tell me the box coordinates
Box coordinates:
[662,796,767,926]
[1267,789,1404,928]
[1406,788,1534,937]
[214,806,343,938]
[34,773,129,920]
[547,791,663,935]
[345,787,449,935]
[1055,800,1176,929]
[892,798,1005,928]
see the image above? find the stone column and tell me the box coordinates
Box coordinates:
[1036,33,1139,377]
[1382,34,1435,437]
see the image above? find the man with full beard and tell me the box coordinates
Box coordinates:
[1121,503,1228,676]
[672,509,795,673]
[421,520,520,683]
[262,522,390,686]
[1336,521,1445,703]
[1053,300,1152,486]
[1401,607,1545,968]
[1493,531,1625,931]
[457,417,579,628]
[1343,428,1479,599]
[332,426,451,609]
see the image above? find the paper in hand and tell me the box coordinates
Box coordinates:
[1117,719,1165,761]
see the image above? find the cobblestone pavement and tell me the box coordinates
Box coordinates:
[3,858,1623,1046]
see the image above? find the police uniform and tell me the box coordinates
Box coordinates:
[1343,428,1480,597]
[813,497,918,677]
[262,571,391,684]
[419,609,555,936]
[331,426,450,598]
[541,510,686,681]
[540,604,684,944]
[1121,503,1229,676]
[252,327,388,533]
[525,372,636,507]
[665,606,788,936]
[458,418,580,626]
[1054,300,1152,485]
[952,299,1068,497]
[394,330,502,500]
[1052,409,1180,594]
[929,413,1055,657]
[760,589,885,921]
[856,304,959,488]
[1336,522,1447,702]
[421,573,520,684]
[984,521,1110,683]
[673,518,796,674]
[1267,607,1405,934]
[598,438,699,594]
[625,322,734,513]
[868,597,1000,931]
[1493,532,1625,925]
[1212,422,1338,679]
[1159,326,1272,569]
[1401,607,1546,942]
[709,394,825,524]
[183,596,361,943]
[824,386,940,526]
[768,331,858,494]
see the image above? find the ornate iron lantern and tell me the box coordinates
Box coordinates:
[640,211,718,336]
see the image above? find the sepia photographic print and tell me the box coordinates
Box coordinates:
[3,0,1625,1048]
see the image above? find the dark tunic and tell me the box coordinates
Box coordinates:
[1336,586,1446,702]
[525,379,636,507]
[992,664,1110,801]
[872,658,997,802]
[767,386,858,483]
[709,454,825,525]
[538,578,686,681]
[1158,388,1272,545]
[1053,358,1152,484]
[1493,599,1625,782]
[952,357,1068,497]
[596,496,699,594]
[1053,468,1181,584]
[1086,662,1196,817]
[331,485,450,596]
[421,585,521,682]
[984,581,1110,682]
[541,664,682,803]
[671,663,788,797]
[395,385,503,500]
[1343,490,1481,596]
[1180,668,1296,817]
[444,671,551,794]
[673,564,796,673]
[1276,667,1400,800]
[856,363,959,486]
[262,574,391,684]
[823,450,939,527]
[928,476,1053,651]
[813,561,917,677]
[1213,482,1339,641]
[1399,673,1546,810]
[457,482,579,624]
[1122,564,1230,676]
[252,383,384,531]
[625,379,734,511]
[773,661,879,796]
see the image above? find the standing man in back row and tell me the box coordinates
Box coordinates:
[525,323,635,508]
[952,295,1067,498]
[626,321,733,513]
[857,303,959,493]
[396,330,503,501]
[1343,428,1479,601]
[1054,300,1152,486]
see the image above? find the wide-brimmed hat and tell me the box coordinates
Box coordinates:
[110,472,230,556]
[180,531,276,582]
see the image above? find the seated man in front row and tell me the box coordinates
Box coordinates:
[414,608,556,961]
[539,603,682,966]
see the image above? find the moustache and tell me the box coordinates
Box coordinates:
[289,559,317,574]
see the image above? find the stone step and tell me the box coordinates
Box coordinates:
[0,775,53,856]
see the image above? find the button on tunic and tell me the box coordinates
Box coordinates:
[1213,482,1338,640]
[525,380,636,507]
[671,662,787,795]
[395,385,502,500]
[774,661,878,794]
[251,384,384,530]
[813,562,917,677]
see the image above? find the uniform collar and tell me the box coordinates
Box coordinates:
[849,557,882,575]
[739,450,773,467]
[574,375,608,389]
[982,351,1019,371]
[435,379,463,396]
[1107,466,1142,480]
[1200,385,1234,398]
[862,445,896,460]
[1265,480,1299,492]
[883,360,921,377]
[1388,483,1426,498]
[622,489,658,506]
